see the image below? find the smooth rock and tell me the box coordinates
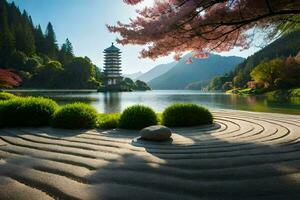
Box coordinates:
[140,125,172,141]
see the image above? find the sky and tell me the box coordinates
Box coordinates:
[10,0,260,74]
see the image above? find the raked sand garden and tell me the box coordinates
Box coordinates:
[0,109,300,199]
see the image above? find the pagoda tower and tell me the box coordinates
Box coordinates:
[103,43,123,91]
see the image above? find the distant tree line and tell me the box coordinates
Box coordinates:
[0,0,102,89]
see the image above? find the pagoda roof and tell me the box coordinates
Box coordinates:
[104,43,120,53]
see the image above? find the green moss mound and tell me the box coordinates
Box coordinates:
[97,113,120,129]
[0,97,58,127]
[162,104,213,127]
[0,92,17,100]
[51,103,98,129]
[119,105,158,130]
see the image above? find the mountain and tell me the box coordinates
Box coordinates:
[206,29,300,90]
[148,53,244,89]
[137,62,176,82]
[124,71,143,80]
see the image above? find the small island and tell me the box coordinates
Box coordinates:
[97,43,151,92]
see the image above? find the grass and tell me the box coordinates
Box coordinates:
[0,92,17,100]
[97,113,120,129]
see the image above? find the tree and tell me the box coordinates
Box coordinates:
[58,38,74,65]
[65,38,74,56]
[34,25,46,54]
[14,22,36,55]
[222,82,233,91]
[0,2,15,66]
[33,60,63,88]
[135,80,151,90]
[109,0,300,60]
[9,50,27,70]
[63,57,96,88]
[279,55,300,88]
[250,58,284,89]
[0,69,21,88]
[45,22,58,58]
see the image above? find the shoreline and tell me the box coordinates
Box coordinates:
[226,88,300,98]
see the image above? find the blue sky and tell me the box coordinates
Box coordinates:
[10,0,260,74]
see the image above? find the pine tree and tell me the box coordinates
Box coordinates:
[65,38,73,56]
[15,22,36,55]
[45,22,58,58]
[0,1,15,67]
[58,38,74,65]
[34,25,46,54]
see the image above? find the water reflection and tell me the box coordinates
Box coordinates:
[103,92,121,113]
[10,90,300,115]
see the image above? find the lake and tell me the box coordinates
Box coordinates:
[9,90,300,115]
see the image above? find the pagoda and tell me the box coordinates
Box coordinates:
[102,43,123,91]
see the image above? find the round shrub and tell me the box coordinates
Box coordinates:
[0,97,58,127]
[119,105,158,130]
[51,103,98,129]
[162,103,213,127]
[0,92,17,100]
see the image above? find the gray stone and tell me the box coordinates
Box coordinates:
[140,125,172,141]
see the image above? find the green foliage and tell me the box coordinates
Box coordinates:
[290,88,300,97]
[58,38,74,65]
[135,80,151,90]
[119,105,158,129]
[63,57,99,89]
[24,57,40,72]
[97,113,120,129]
[251,58,284,89]
[0,92,16,100]
[269,15,300,37]
[206,74,233,91]
[44,22,58,58]
[250,56,300,91]
[0,1,101,89]
[207,29,300,91]
[120,78,151,91]
[222,82,233,91]
[162,104,213,127]
[51,103,98,129]
[9,51,27,70]
[266,88,300,99]
[0,97,58,127]
[121,77,136,91]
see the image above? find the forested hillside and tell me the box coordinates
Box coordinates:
[0,0,102,89]
[148,53,244,89]
[207,30,300,91]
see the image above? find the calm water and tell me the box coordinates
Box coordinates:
[10,90,300,115]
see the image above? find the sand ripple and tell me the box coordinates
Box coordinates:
[0,110,300,199]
